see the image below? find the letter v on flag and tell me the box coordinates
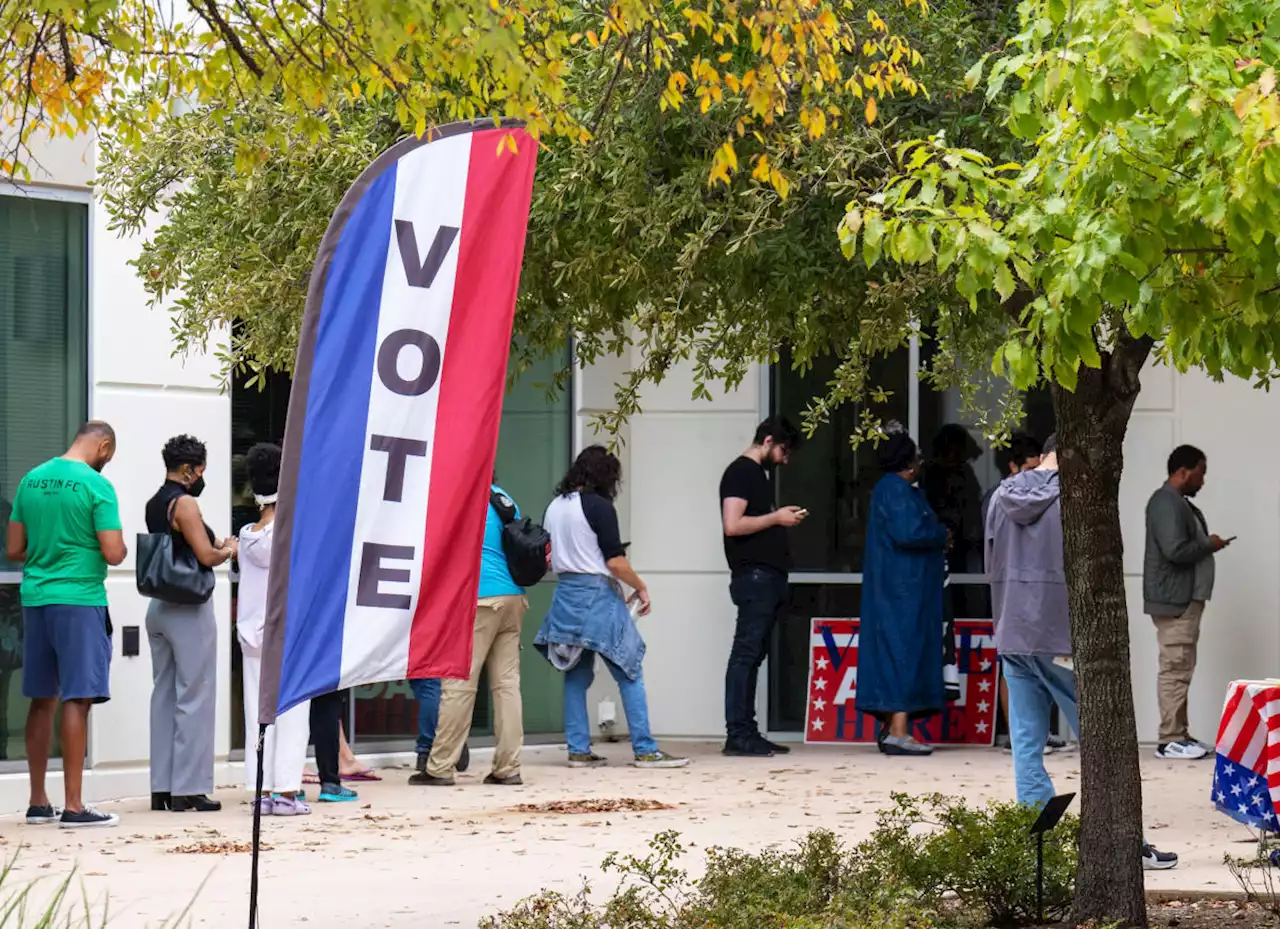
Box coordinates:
[258,120,539,723]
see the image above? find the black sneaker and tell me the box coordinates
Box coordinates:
[1142,843,1178,871]
[25,804,60,825]
[759,737,792,755]
[484,773,523,786]
[457,743,471,773]
[60,807,119,829]
[723,737,773,757]
[416,753,429,773]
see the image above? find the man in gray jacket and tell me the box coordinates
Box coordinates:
[987,436,1178,871]
[1144,445,1230,761]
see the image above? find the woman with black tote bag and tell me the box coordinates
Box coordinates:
[141,435,235,813]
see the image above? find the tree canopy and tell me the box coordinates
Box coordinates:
[99,0,1020,434]
[4,0,924,197]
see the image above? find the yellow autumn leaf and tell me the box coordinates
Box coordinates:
[865,95,878,123]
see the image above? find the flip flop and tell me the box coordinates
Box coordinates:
[341,769,381,782]
[302,773,321,785]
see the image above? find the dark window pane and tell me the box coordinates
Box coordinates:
[773,347,910,573]
[0,195,87,762]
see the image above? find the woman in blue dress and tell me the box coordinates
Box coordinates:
[858,425,949,756]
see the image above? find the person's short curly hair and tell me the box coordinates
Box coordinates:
[161,434,208,471]
[245,443,282,496]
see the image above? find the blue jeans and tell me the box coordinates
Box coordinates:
[725,567,789,740]
[563,651,658,756]
[410,678,441,756]
[1002,654,1080,809]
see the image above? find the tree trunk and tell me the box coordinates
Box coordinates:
[1053,332,1154,929]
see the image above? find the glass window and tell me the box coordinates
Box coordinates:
[0,193,89,761]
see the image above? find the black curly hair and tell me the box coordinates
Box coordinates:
[555,445,622,501]
[245,443,282,497]
[161,434,207,472]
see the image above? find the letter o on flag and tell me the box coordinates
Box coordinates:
[377,328,442,396]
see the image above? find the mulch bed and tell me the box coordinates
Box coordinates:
[510,798,676,815]
[1035,900,1278,928]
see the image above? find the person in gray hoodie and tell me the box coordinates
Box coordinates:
[987,435,1178,872]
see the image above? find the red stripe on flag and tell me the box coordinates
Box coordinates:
[406,128,538,680]
[1218,685,1247,747]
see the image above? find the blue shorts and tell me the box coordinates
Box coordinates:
[22,605,112,703]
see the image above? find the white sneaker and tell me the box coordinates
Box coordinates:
[1155,739,1208,760]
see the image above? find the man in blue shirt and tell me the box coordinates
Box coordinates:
[410,482,529,786]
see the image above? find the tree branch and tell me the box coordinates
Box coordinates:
[189,0,264,78]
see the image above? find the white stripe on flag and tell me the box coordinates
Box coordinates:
[338,132,474,688]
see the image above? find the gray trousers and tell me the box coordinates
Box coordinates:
[146,597,217,795]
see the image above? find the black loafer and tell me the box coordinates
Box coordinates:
[151,792,171,811]
[171,795,222,812]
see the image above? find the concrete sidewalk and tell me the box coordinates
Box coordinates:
[0,743,1252,928]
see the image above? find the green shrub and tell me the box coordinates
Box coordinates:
[481,794,1078,929]
[848,793,1078,925]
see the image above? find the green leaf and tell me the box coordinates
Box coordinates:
[994,262,1016,301]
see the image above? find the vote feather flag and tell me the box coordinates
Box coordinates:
[258,121,538,723]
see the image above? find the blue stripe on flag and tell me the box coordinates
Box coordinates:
[277,164,398,713]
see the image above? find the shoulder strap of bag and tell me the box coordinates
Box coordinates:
[490,490,517,526]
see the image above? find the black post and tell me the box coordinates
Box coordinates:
[248,723,268,929]
[1028,791,1075,927]
[1036,830,1045,925]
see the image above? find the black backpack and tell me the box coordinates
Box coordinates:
[490,490,551,587]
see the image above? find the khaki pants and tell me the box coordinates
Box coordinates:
[427,595,527,779]
[1151,601,1205,743]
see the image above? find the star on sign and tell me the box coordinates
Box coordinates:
[813,678,828,692]
[811,718,825,732]
[977,680,992,693]
[977,700,990,714]
[976,721,989,734]
[981,659,993,672]
[816,657,830,670]
[812,697,827,712]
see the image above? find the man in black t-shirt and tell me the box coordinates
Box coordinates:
[719,416,805,757]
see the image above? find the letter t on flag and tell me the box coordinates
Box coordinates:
[258,121,539,724]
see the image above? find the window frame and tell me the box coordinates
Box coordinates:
[0,181,93,772]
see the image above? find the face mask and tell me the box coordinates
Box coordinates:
[188,475,206,498]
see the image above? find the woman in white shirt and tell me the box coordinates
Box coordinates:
[238,444,311,815]
[534,446,688,770]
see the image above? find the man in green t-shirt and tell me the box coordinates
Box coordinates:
[5,421,127,829]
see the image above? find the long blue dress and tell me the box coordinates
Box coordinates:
[857,473,949,719]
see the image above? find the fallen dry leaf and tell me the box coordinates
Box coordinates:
[169,840,272,855]
[511,798,675,815]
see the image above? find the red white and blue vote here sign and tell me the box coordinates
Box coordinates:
[259,121,538,723]
[804,618,999,745]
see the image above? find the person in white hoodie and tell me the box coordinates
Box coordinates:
[237,444,311,816]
